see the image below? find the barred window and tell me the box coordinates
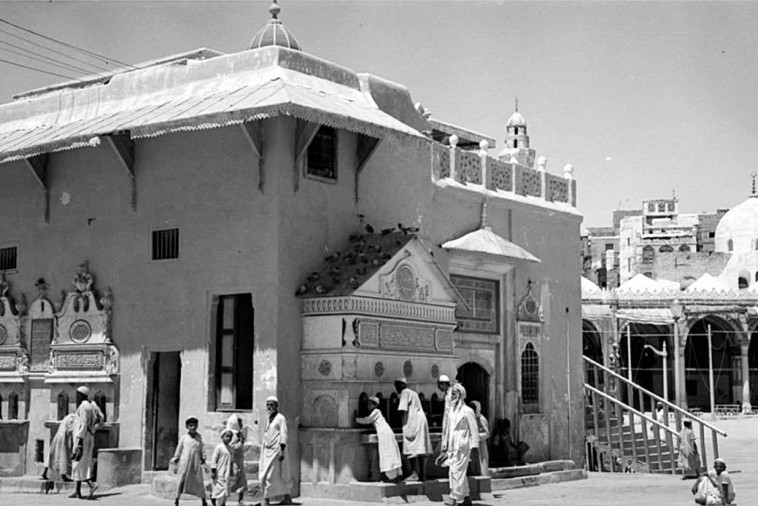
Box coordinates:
[0,246,17,271]
[521,343,539,409]
[450,275,499,334]
[306,126,337,180]
[8,392,18,420]
[152,228,180,260]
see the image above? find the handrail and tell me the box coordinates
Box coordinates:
[585,384,680,439]
[583,356,727,437]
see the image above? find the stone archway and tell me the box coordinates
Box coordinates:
[618,322,670,407]
[456,362,490,420]
[685,316,741,408]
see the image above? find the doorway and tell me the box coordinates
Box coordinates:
[457,362,490,419]
[145,351,181,471]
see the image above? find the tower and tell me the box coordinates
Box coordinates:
[498,98,536,168]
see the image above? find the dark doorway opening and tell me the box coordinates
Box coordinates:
[457,362,490,419]
[145,351,181,471]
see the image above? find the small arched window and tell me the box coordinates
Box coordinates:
[8,392,18,420]
[514,127,518,135]
[739,277,749,290]
[754,239,758,251]
[679,244,690,252]
[57,391,69,420]
[728,239,734,251]
[642,245,655,260]
[521,343,540,409]
[0,393,3,419]
[94,391,107,422]
[659,245,674,253]
[514,139,519,148]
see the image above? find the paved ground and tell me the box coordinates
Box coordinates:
[0,417,754,505]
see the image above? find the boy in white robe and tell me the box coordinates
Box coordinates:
[356,396,402,482]
[258,396,293,505]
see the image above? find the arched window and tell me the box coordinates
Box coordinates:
[642,245,655,261]
[754,239,758,251]
[94,391,107,422]
[521,343,539,410]
[678,244,690,252]
[739,277,749,290]
[514,139,518,148]
[8,392,18,420]
[728,239,734,251]
[57,391,69,420]
[659,245,674,253]
[755,271,758,283]
[0,393,3,419]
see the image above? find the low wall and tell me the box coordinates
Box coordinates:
[0,421,28,477]
[97,448,142,491]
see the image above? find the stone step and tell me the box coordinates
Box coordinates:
[0,476,76,494]
[149,470,260,500]
[490,468,588,491]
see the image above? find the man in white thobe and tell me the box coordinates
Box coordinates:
[70,386,103,499]
[442,383,478,506]
[395,377,432,482]
[258,396,293,505]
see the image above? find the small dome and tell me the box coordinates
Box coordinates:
[507,111,526,127]
[249,1,301,51]
[714,196,758,253]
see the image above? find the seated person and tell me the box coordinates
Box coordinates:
[490,418,528,466]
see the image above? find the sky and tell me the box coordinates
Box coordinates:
[1,1,757,228]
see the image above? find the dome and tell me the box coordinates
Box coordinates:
[249,1,301,51]
[714,196,758,253]
[506,111,526,127]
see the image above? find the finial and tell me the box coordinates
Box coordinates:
[481,198,489,229]
[752,172,757,196]
[514,96,519,112]
[269,0,281,19]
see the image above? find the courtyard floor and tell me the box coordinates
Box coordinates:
[0,417,754,505]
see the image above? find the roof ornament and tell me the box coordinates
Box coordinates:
[480,198,489,230]
[514,96,519,112]
[752,171,757,196]
[269,0,281,20]
[249,0,301,51]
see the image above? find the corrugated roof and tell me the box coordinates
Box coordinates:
[441,227,541,263]
[0,49,423,164]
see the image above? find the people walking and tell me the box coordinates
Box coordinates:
[210,429,235,506]
[226,414,248,506]
[69,386,103,500]
[42,412,76,482]
[395,377,432,482]
[441,383,478,506]
[258,396,293,505]
[170,416,208,506]
[468,400,489,476]
[679,420,700,480]
[356,395,403,482]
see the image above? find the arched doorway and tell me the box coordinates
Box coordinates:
[619,322,670,407]
[457,362,490,419]
[685,316,740,409]
[582,319,603,387]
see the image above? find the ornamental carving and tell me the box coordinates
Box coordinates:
[518,282,542,323]
[55,352,104,370]
[318,360,332,377]
[435,330,454,351]
[342,355,357,379]
[380,323,435,352]
[374,361,384,378]
[403,360,413,378]
[302,296,456,324]
[379,262,431,304]
[431,364,440,379]
[0,354,16,370]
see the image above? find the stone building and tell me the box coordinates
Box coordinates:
[0,2,583,494]
[582,192,758,414]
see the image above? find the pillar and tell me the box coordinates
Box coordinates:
[739,314,751,413]
[675,320,688,409]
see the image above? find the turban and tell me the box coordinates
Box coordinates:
[438,374,451,383]
[76,386,90,396]
[266,396,279,404]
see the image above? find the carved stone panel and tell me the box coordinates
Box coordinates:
[30,319,53,372]
[0,353,16,371]
[55,351,104,371]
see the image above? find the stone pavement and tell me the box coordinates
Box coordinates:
[0,417,754,505]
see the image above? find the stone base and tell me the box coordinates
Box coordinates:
[0,476,76,494]
[491,468,587,491]
[97,448,142,491]
[299,476,491,503]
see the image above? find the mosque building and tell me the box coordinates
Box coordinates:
[0,1,583,496]
[582,188,758,416]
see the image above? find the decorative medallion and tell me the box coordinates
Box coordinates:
[396,265,417,301]
[431,364,439,379]
[0,324,7,345]
[403,360,413,378]
[517,281,541,323]
[69,320,92,344]
[318,359,332,377]
[374,361,384,378]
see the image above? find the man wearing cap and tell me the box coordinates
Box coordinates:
[259,396,293,505]
[356,395,402,482]
[395,378,432,482]
[70,386,103,499]
[708,458,735,504]
[437,375,452,451]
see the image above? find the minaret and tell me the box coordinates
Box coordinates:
[498,98,536,168]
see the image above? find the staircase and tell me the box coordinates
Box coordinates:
[583,356,726,475]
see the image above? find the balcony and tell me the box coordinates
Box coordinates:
[430,139,576,207]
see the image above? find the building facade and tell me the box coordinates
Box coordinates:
[0,3,584,491]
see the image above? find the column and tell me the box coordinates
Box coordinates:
[675,320,688,409]
[740,340,751,413]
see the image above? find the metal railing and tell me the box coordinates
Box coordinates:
[584,356,727,474]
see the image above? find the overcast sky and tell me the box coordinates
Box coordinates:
[1,1,757,228]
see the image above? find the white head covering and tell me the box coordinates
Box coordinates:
[394,377,407,385]
[714,457,726,467]
[368,396,380,405]
[266,396,279,404]
[451,383,467,401]
[438,374,451,383]
[76,385,90,397]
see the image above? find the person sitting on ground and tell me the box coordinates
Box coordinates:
[491,418,526,466]
[693,458,735,505]
[355,396,403,483]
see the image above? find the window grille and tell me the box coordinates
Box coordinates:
[212,294,254,410]
[0,246,17,271]
[152,228,180,260]
[450,275,499,333]
[306,126,337,180]
[521,343,539,406]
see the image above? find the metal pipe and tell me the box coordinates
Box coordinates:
[708,324,715,416]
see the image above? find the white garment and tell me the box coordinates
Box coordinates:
[398,388,432,458]
[445,403,479,501]
[356,408,402,478]
[71,400,103,482]
[259,412,291,499]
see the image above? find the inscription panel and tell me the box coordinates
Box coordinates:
[379,323,435,352]
[0,353,16,371]
[56,352,104,370]
[30,319,53,372]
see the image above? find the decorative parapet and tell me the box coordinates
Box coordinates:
[0,274,28,379]
[301,295,456,324]
[582,285,758,307]
[430,139,577,207]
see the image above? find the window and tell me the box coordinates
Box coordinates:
[212,294,254,410]
[0,246,17,271]
[57,391,69,420]
[8,392,18,419]
[306,126,337,180]
[513,139,518,148]
[739,276,749,290]
[659,245,674,253]
[708,232,715,238]
[450,275,499,334]
[642,245,655,260]
[152,228,180,260]
[728,239,734,252]
[514,127,518,135]
[521,343,539,410]
[605,243,614,251]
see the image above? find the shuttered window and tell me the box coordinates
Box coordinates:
[152,228,179,260]
[212,294,254,411]
[0,246,17,271]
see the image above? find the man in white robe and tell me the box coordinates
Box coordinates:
[438,375,452,451]
[258,396,293,505]
[70,386,103,499]
[442,383,478,506]
[395,377,432,482]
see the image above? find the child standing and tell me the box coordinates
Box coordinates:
[355,396,402,482]
[171,416,208,506]
[210,429,235,506]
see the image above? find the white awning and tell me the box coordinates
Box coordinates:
[442,227,540,263]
